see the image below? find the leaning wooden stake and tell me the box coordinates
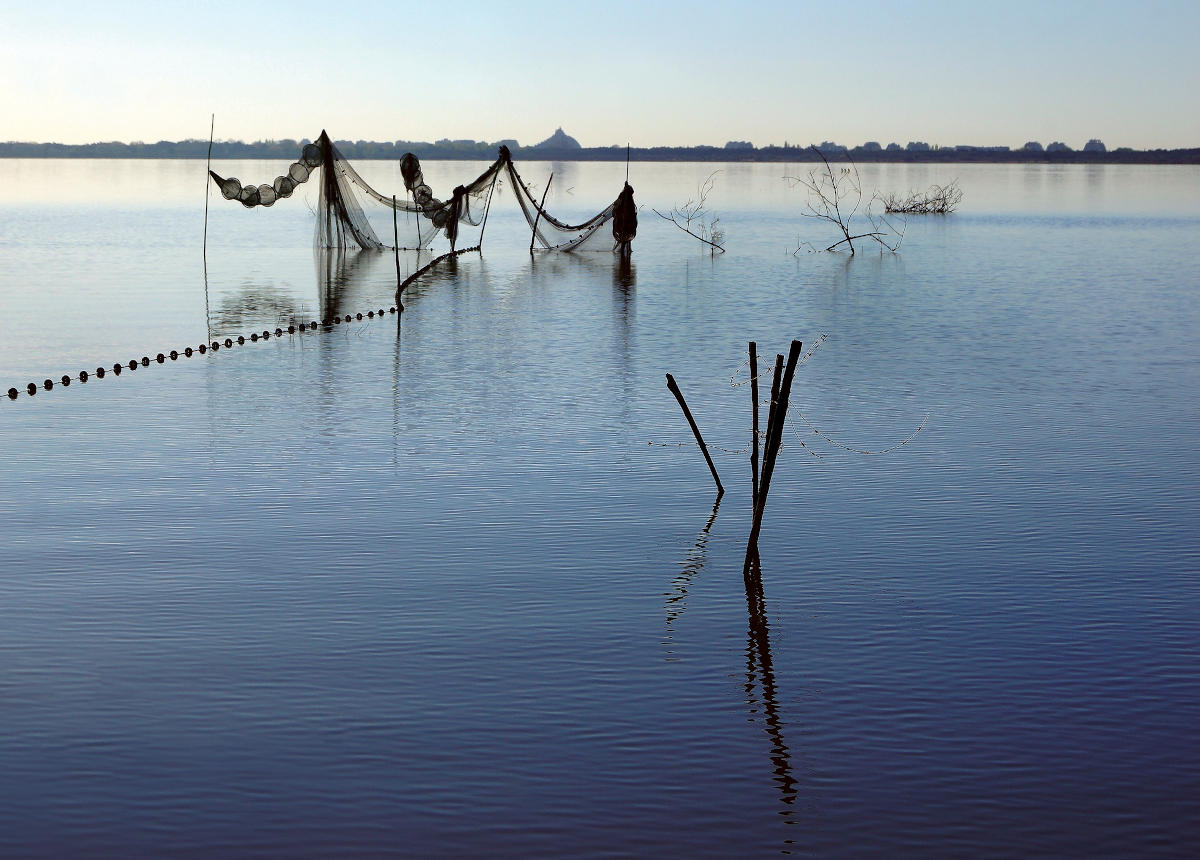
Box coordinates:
[530,173,553,253]
[478,172,498,250]
[745,340,803,567]
[749,341,760,508]
[666,373,724,496]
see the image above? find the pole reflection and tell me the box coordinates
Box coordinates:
[668,503,801,836]
[743,552,800,820]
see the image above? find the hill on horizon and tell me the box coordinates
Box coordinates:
[531,128,581,150]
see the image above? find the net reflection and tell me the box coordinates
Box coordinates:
[209,281,306,338]
[743,553,800,821]
[318,248,385,321]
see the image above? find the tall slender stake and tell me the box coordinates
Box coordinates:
[750,341,760,508]
[665,373,724,496]
[203,114,214,340]
[530,172,553,253]
[393,195,403,312]
[626,143,630,184]
[203,114,214,265]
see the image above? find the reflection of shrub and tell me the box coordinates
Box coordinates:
[881,181,963,214]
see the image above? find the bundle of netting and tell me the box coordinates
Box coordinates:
[346,149,500,251]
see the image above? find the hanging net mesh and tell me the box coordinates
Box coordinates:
[208,133,637,253]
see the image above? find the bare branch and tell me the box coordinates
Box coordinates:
[656,171,727,254]
[785,146,905,254]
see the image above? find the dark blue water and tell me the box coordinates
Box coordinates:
[1,161,1198,857]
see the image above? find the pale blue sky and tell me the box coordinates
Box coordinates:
[1,0,1196,149]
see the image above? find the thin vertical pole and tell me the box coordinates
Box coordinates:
[203,114,214,340]
[530,172,552,253]
[626,143,630,184]
[393,195,404,312]
[750,341,760,508]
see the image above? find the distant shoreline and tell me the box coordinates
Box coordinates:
[2,140,1198,164]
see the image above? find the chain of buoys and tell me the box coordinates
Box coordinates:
[5,306,399,403]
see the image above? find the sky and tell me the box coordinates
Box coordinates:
[1,0,1197,150]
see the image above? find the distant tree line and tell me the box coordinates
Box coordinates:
[1,137,1197,163]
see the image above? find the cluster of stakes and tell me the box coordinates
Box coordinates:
[6,307,399,401]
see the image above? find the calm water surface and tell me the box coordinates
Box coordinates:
[1,160,1198,858]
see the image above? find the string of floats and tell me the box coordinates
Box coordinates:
[4,307,398,404]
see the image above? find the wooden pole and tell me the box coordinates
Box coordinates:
[745,341,803,564]
[665,373,724,496]
[758,354,784,513]
[530,172,552,253]
[750,341,760,508]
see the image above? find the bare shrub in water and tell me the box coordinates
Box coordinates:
[654,171,726,255]
[785,147,904,254]
[881,180,963,214]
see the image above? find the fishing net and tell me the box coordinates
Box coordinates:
[499,147,636,251]
[208,134,636,253]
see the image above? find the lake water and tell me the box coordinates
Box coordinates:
[1,159,1198,858]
